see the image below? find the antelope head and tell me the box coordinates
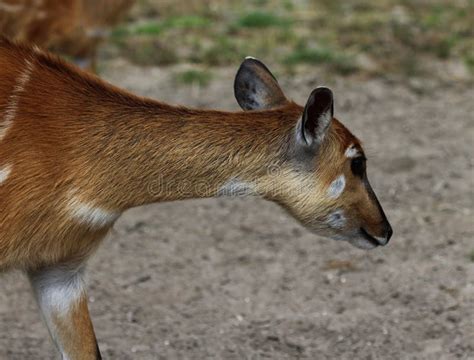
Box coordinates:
[233,58,393,249]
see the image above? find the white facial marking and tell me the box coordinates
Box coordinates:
[0,164,12,184]
[218,178,257,197]
[345,144,359,158]
[349,237,377,250]
[326,210,346,229]
[327,175,346,199]
[67,192,120,228]
[1,58,34,140]
[373,235,389,246]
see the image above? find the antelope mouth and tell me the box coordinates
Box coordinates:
[359,228,383,247]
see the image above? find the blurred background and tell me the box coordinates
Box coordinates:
[115,0,473,85]
[0,0,473,359]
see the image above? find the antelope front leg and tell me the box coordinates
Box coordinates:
[27,265,101,360]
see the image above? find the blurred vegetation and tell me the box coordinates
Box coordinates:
[110,0,473,82]
[175,69,213,86]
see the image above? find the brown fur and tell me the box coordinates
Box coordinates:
[0,37,298,269]
[0,36,389,268]
[52,296,100,360]
[0,38,390,358]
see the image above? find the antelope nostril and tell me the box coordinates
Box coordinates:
[385,223,393,242]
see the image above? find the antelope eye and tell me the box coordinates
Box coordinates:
[351,157,366,177]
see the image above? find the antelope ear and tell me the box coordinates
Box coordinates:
[298,87,334,147]
[234,57,289,110]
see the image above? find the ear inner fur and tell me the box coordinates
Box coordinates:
[234,57,288,110]
[301,87,334,146]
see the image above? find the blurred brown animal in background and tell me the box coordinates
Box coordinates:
[0,0,135,71]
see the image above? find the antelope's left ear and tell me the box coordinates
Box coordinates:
[234,57,289,110]
[298,87,334,147]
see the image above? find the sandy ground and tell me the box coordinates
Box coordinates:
[0,61,473,359]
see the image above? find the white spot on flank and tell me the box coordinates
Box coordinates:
[345,144,359,158]
[1,58,34,140]
[0,164,12,184]
[218,178,257,197]
[326,210,346,229]
[327,175,346,199]
[67,192,120,228]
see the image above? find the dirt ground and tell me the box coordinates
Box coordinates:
[0,61,473,359]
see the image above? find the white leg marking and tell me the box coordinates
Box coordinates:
[0,164,12,184]
[326,210,346,229]
[218,178,257,197]
[28,266,85,359]
[1,58,35,140]
[345,144,359,158]
[327,174,346,199]
[67,192,120,228]
[29,266,85,316]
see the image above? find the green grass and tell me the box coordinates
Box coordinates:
[469,250,474,263]
[285,46,335,65]
[109,0,473,80]
[123,40,178,66]
[284,44,357,74]
[465,53,474,75]
[176,69,213,87]
[133,22,164,35]
[236,11,292,28]
[200,37,244,66]
[164,15,212,30]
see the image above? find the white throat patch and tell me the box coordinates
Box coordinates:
[218,178,257,197]
[326,209,346,229]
